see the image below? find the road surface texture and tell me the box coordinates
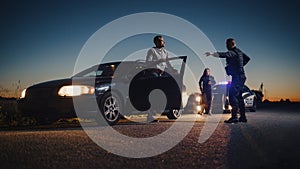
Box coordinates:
[0,105,299,169]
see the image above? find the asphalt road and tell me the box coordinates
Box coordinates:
[1,107,300,169]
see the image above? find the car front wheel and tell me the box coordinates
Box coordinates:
[98,92,121,125]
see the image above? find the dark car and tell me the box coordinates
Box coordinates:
[18,56,187,125]
[212,82,257,113]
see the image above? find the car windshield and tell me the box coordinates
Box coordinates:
[73,64,118,78]
[213,83,252,95]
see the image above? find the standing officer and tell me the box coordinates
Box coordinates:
[205,38,250,123]
[199,68,216,115]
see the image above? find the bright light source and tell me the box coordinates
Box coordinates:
[195,96,201,102]
[218,81,229,85]
[58,85,95,97]
[20,89,26,99]
[196,105,201,112]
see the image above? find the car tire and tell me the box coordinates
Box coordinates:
[98,92,122,125]
[166,109,181,119]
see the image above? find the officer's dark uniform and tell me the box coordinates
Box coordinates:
[199,74,216,114]
[218,47,250,122]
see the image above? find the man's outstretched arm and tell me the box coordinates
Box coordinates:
[205,52,219,57]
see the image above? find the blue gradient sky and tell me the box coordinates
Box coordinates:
[1,0,300,101]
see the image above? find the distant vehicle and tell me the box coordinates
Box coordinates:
[212,82,257,113]
[18,56,187,125]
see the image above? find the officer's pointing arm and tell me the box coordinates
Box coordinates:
[205,52,220,57]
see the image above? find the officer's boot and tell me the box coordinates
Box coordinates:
[224,108,239,123]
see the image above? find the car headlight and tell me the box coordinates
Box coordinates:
[20,89,27,99]
[58,85,95,97]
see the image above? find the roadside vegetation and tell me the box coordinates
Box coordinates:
[0,97,80,127]
[0,97,35,127]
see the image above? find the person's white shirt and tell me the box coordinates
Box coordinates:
[146,47,169,71]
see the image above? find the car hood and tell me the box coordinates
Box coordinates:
[28,77,111,89]
[29,78,72,89]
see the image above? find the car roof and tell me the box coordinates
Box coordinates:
[73,61,142,77]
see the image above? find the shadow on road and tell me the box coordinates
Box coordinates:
[226,109,300,169]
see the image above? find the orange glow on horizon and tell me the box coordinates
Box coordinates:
[264,97,300,102]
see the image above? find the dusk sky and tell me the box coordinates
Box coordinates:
[1,0,300,101]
